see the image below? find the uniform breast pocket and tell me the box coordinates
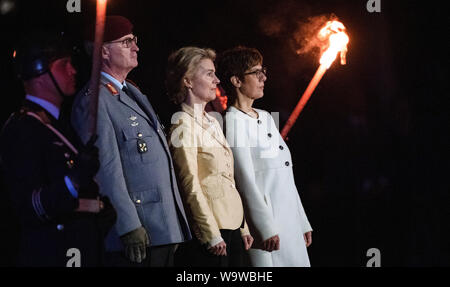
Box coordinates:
[122,128,160,164]
[129,189,161,204]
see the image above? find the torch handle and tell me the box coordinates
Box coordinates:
[280,64,327,140]
[88,0,107,137]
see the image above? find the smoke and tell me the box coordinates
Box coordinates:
[293,14,339,57]
[258,0,311,39]
[258,1,338,60]
[0,0,16,15]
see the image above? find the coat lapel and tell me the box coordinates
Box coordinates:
[121,79,173,154]
[100,75,154,127]
[118,88,153,125]
[181,103,229,149]
[125,83,158,128]
[100,75,173,154]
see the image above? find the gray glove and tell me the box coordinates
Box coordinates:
[120,226,150,263]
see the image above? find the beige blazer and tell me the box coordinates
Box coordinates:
[169,103,249,246]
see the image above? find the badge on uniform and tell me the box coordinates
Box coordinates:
[129,115,139,127]
[66,159,74,168]
[137,139,148,153]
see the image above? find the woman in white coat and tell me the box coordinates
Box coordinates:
[217,46,313,267]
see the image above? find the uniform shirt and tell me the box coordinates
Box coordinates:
[101,71,128,90]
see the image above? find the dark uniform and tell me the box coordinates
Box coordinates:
[0,100,114,266]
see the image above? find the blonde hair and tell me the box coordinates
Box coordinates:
[166,46,216,104]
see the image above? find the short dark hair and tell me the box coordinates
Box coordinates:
[216,46,263,105]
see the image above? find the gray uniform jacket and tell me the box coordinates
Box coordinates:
[71,74,191,251]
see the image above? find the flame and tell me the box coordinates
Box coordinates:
[215,87,228,111]
[318,21,349,69]
[12,50,16,58]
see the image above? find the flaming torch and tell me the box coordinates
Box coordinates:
[280,20,349,139]
[73,0,108,214]
[88,0,108,136]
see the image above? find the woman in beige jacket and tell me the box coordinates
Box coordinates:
[167,47,253,267]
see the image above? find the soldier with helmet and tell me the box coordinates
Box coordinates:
[0,30,115,266]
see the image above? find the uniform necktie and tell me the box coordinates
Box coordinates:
[122,85,137,104]
[122,86,146,113]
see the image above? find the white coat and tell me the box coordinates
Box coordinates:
[225,106,312,267]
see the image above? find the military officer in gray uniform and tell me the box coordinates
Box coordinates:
[71,16,191,266]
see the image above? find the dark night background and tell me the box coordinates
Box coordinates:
[0,0,448,267]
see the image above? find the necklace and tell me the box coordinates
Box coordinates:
[233,105,259,119]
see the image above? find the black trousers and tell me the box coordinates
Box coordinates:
[103,244,178,267]
[175,229,244,267]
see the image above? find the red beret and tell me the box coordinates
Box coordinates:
[103,16,134,42]
[86,15,133,42]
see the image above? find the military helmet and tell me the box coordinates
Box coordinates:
[14,30,73,81]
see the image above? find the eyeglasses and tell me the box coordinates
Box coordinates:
[244,67,267,80]
[107,35,138,48]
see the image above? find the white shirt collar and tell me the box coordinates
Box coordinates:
[25,95,60,120]
[101,71,127,90]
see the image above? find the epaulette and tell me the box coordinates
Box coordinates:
[125,79,142,92]
[103,82,119,96]
[12,107,51,124]
[13,106,32,120]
